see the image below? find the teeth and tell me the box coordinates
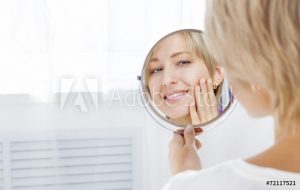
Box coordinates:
[167,93,184,99]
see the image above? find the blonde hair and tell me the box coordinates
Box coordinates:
[204,0,300,130]
[144,30,223,105]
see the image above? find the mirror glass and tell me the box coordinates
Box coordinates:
[139,29,236,132]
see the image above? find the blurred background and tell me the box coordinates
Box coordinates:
[0,0,274,190]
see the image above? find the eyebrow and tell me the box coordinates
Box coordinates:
[150,57,159,63]
[149,51,191,63]
[170,51,191,58]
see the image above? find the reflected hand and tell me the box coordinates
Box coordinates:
[169,125,202,176]
[189,79,218,125]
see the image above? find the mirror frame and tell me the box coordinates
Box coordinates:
[138,29,238,132]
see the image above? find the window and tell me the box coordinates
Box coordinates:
[0,0,206,97]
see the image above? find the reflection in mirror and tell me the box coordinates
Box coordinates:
[139,29,235,132]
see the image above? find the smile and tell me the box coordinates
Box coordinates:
[164,90,188,103]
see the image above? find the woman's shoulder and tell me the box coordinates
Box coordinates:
[164,159,243,184]
[162,159,300,190]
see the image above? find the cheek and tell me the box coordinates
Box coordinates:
[241,94,268,117]
[232,84,272,117]
[148,78,162,100]
[181,65,210,86]
[232,86,258,116]
[226,75,243,97]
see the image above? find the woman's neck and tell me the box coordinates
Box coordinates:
[275,121,300,143]
[247,122,300,173]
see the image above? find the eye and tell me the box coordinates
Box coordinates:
[150,67,163,75]
[177,60,191,65]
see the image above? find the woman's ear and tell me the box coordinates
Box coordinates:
[213,64,225,89]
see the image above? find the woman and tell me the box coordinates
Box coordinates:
[145,30,225,125]
[164,0,300,190]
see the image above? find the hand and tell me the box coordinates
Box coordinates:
[169,125,203,176]
[189,79,218,125]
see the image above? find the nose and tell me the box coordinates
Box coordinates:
[162,67,177,87]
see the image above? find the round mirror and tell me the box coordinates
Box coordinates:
[138,29,237,132]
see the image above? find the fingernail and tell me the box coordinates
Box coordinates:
[194,127,203,134]
[208,79,212,84]
[200,79,205,84]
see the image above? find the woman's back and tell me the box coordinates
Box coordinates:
[163,159,300,190]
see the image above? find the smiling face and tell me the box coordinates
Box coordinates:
[147,33,211,120]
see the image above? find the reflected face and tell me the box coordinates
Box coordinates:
[147,34,211,119]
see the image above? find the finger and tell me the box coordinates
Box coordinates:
[195,84,205,122]
[189,100,201,125]
[195,139,202,150]
[179,127,202,135]
[199,79,211,122]
[176,129,184,134]
[207,79,219,118]
[169,132,184,149]
[183,125,196,146]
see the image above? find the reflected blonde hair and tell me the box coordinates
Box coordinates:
[205,0,300,130]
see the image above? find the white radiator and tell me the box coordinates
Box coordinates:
[0,128,141,190]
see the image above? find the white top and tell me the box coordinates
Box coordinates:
[162,159,300,190]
